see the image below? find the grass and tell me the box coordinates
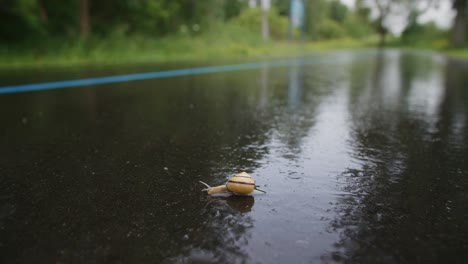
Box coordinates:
[0,26,379,69]
[443,48,468,60]
[385,36,468,61]
[4,21,468,69]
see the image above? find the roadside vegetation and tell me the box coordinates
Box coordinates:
[0,0,467,68]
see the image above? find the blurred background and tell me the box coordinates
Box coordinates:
[0,0,466,67]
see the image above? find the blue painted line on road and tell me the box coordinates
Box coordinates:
[0,53,369,95]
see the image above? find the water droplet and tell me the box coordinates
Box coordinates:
[295,240,309,247]
[287,175,301,180]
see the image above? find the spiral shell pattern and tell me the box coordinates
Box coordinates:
[226,172,255,195]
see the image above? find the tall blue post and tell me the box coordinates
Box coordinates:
[289,0,305,42]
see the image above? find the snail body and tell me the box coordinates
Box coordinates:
[200,172,265,196]
[205,184,228,195]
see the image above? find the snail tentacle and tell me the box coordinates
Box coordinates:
[199,181,211,191]
[254,187,267,193]
[200,181,230,194]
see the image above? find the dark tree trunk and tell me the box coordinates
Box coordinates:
[37,1,48,23]
[377,17,387,47]
[451,0,467,47]
[378,31,387,47]
[79,0,90,39]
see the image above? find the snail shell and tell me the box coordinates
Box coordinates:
[226,172,255,195]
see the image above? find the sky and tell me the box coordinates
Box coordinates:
[340,0,455,34]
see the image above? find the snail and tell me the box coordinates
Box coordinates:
[200,172,266,196]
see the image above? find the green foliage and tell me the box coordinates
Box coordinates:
[400,9,449,49]
[317,19,347,39]
[303,0,329,39]
[41,0,78,37]
[90,0,181,36]
[355,0,371,21]
[1,0,452,66]
[0,0,46,41]
[0,34,374,68]
[302,0,371,41]
[401,21,449,48]
[273,0,290,16]
[13,0,42,31]
[342,12,373,38]
[0,0,376,44]
[329,0,348,23]
[230,7,288,40]
[268,10,289,39]
[224,0,246,20]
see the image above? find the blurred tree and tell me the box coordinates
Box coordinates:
[401,10,424,43]
[355,0,372,21]
[176,0,228,33]
[0,0,453,50]
[0,0,45,41]
[273,0,289,15]
[329,0,348,23]
[303,0,328,40]
[400,0,438,41]
[231,6,288,40]
[225,0,246,20]
[451,0,467,47]
[398,3,419,40]
[41,0,77,37]
[360,0,440,46]
[342,0,373,38]
[79,0,89,38]
[90,0,184,36]
[343,12,373,38]
[14,0,43,30]
[372,0,394,46]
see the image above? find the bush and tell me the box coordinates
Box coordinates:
[342,14,373,38]
[230,7,289,40]
[400,22,449,47]
[317,19,347,39]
